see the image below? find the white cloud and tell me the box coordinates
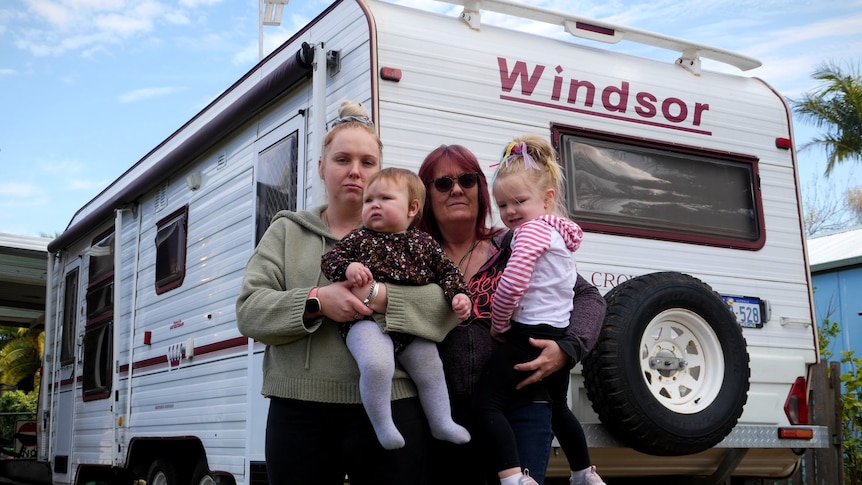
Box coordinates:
[68,178,109,191]
[66,0,125,9]
[94,12,154,36]
[37,159,83,176]
[0,68,17,76]
[0,182,42,198]
[13,0,185,56]
[165,9,190,25]
[26,1,74,28]
[118,86,185,103]
[179,0,224,7]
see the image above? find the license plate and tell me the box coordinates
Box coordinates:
[722,296,762,328]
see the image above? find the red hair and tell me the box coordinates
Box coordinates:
[418,144,493,243]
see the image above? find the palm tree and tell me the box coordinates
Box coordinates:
[790,61,862,175]
[0,328,43,393]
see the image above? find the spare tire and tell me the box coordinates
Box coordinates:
[582,272,749,456]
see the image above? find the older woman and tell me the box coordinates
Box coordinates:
[236,102,458,485]
[418,144,606,484]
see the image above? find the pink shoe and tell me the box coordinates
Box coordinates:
[570,465,606,485]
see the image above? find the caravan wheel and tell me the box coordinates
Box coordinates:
[582,272,750,456]
[191,457,216,485]
[147,457,182,485]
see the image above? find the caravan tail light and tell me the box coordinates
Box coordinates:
[783,376,810,425]
[380,67,402,82]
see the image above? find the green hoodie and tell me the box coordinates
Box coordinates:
[236,206,458,404]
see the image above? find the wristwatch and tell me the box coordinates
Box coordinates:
[305,287,322,317]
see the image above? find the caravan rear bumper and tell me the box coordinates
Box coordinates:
[546,424,830,478]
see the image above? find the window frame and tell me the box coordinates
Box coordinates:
[255,129,300,245]
[60,268,79,366]
[552,124,765,250]
[154,205,189,295]
[83,227,115,401]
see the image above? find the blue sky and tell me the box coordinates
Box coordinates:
[1,0,861,237]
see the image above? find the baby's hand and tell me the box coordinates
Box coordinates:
[452,293,471,321]
[346,262,373,287]
[490,328,506,343]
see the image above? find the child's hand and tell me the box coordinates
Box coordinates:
[490,328,506,343]
[452,293,471,321]
[346,262,373,287]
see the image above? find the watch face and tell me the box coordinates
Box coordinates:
[305,297,321,314]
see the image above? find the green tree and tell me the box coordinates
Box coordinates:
[0,327,43,392]
[818,317,862,484]
[791,61,862,176]
[0,390,37,444]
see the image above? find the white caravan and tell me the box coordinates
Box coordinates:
[38,1,827,484]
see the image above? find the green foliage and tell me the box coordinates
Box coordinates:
[819,318,862,484]
[839,350,862,485]
[0,327,43,392]
[0,390,37,442]
[819,318,840,360]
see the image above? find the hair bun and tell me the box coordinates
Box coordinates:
[338,100,369,118]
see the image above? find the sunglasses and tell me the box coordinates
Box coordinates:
[431,172,480,192]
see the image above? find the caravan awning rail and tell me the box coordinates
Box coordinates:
[443,0,762,71]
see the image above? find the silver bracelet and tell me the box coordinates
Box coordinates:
[363,280,379,307]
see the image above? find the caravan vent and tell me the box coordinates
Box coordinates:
[216,152,227,170]
[154,185,168,213]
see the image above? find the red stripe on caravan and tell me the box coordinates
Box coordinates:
[128,336,250,371]
[500,95,713,136]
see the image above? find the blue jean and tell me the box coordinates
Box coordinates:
[426,397,553,484]
[507,402,554,483]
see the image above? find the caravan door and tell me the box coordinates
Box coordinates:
[50,257,83,482]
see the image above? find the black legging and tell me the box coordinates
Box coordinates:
[265,396,428,485]
[546,368,591,471]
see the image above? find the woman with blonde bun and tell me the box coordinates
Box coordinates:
[237,101,457,485]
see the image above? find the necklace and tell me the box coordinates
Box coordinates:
[457,239,481,275]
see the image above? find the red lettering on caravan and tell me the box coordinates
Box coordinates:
[498,58,545,95]
[662,97,688,123]
[567,80,596,107]
[496,57,712,135]
[635,91,657,118]
[693,102,709,126]
[551,65,564,101]
[602,82,629,113]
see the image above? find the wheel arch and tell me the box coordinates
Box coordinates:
[126,436,208,481]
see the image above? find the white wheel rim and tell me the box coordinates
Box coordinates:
[152,471,168,485]
[198,476,216,485]
[639,308,724,414]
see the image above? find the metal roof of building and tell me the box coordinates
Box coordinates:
[808,227,862,273]
[0,233,49,328]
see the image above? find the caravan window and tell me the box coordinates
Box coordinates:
[155,206,188,295]
[60,268,79,365]
[256,131,299,244]
[88,232,114,285]
[554,126,764,250]
[84,229,114,400]
[82,319,112,398]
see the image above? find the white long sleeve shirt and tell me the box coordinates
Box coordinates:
[491,215,583,333]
